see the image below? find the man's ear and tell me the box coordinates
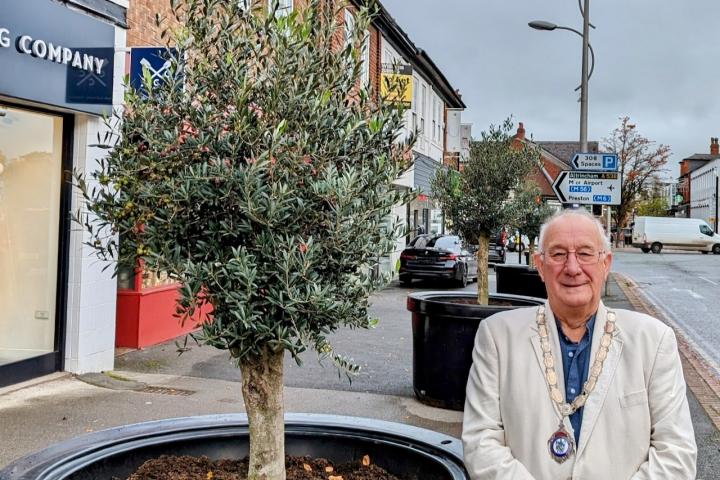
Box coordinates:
[534,252,545,281]
[602,251,613,278]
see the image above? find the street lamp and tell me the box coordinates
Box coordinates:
[527,21,595,94]
[528,0,592,151]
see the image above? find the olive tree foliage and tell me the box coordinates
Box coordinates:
[512,181,555,269]
[75,1,413,478]
[431,119,539,304]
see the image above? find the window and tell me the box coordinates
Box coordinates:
[700,224,714,236]
[360,30,370,86]
[0,104,63,366]
[421,84,427,136]
[344,9,355,49]
[269,0,293,17]
[432,97,436,141]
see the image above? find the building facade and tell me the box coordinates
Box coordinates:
[690,161,720,232]
[677,138,720,219]
[0,0,127,387]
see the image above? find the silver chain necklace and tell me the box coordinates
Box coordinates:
[536,305,616,464]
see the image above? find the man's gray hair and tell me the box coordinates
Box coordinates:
[538,208,611,252]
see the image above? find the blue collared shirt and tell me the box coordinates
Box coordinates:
[556,314,596,444]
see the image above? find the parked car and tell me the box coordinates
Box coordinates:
[399,234,478,287]
[488,239,506,265]
[506,234,529,252]
[631,216,720,254]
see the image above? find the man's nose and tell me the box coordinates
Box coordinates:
[563,252,583,273]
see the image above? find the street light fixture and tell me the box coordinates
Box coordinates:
[528,21,596,93]
[528,0,592,152]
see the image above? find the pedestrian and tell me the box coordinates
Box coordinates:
[500,227,508,248]
[462,208,696,479]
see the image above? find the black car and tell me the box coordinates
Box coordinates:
[399,234,478,287]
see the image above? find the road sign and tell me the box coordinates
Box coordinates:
[571,152,619,171]
[552,170,621,205]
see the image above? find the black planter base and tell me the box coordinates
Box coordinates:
[495,264,547,299]
[0,414,468,480]
[407,292,544,411]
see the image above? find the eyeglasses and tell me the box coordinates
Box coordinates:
[541,249,606,266]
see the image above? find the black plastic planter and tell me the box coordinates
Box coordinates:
[0,414,469,480]
[407,292,544,411]
[495,264,547,299]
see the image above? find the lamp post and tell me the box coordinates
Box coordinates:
[528,2,593,150]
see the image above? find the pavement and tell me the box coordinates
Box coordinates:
[1,270,719,478]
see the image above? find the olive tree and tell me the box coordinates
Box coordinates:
[512,181,555,269]
[431,119,539,304]
[75,1,413,478]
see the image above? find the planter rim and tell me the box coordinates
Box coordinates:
[493,264,539,272]
[408,291,545,306]
[1,414,466,480]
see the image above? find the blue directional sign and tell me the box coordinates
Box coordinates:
[552,171,621,205]
[571,152,619,172]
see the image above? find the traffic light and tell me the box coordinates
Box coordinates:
[592,204,602,216]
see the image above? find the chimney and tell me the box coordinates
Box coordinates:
[516,122,526,140]
[712,137,719,155]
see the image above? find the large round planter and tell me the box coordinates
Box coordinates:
[0,414,468,480]
[407,292,544,411]
[495,264,547,299]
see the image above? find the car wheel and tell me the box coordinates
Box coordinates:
[651,242,663,254]
[641,247,650,253]
[713,244,720,255]
[456,266,468,288]
[399,274,412,286]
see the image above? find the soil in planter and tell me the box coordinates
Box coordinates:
[122,454,402,480]
[445,297,516,307]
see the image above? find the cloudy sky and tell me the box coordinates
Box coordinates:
[380,0,720,178]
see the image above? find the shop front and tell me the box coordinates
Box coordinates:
[0,0,126,387]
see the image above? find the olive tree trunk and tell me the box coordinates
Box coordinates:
[477,232,490,305]
[240,347,285,480]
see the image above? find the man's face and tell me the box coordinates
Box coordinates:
[534,215,612,312]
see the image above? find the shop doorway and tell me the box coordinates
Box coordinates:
[0,102,70,386]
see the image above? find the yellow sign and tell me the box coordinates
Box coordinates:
[381,63,412,108]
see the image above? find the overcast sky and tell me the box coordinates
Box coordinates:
[380,0,720,178]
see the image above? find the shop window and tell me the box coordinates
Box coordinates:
[0,104,63,366]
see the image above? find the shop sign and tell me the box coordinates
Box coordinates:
[130,47,180,95]
[0,0,116,115]
[381,63,413,108]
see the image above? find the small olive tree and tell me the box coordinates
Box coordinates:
[512,181,555,269]
[432,119,539,304]
[76,1,413,478]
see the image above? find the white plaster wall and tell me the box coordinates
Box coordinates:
[63,24,126,373]
[380,38,446,163]
[690,161,720,228]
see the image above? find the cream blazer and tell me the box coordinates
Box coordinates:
[462,301,697,480]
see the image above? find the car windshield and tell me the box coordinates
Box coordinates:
[427,236,462,252]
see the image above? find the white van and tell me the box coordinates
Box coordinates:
[631,216,720,254]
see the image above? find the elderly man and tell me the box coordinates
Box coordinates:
[462,209,696,479]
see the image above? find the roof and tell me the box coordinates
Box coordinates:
[350,0,466,109]
[536,141,599,165]
[682,154,720,161]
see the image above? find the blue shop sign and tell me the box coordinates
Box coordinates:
[0,0,115,115]
[130,47,179,95]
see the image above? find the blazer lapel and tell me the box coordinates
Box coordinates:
[576,301,624,458]
[530,301,566,419]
